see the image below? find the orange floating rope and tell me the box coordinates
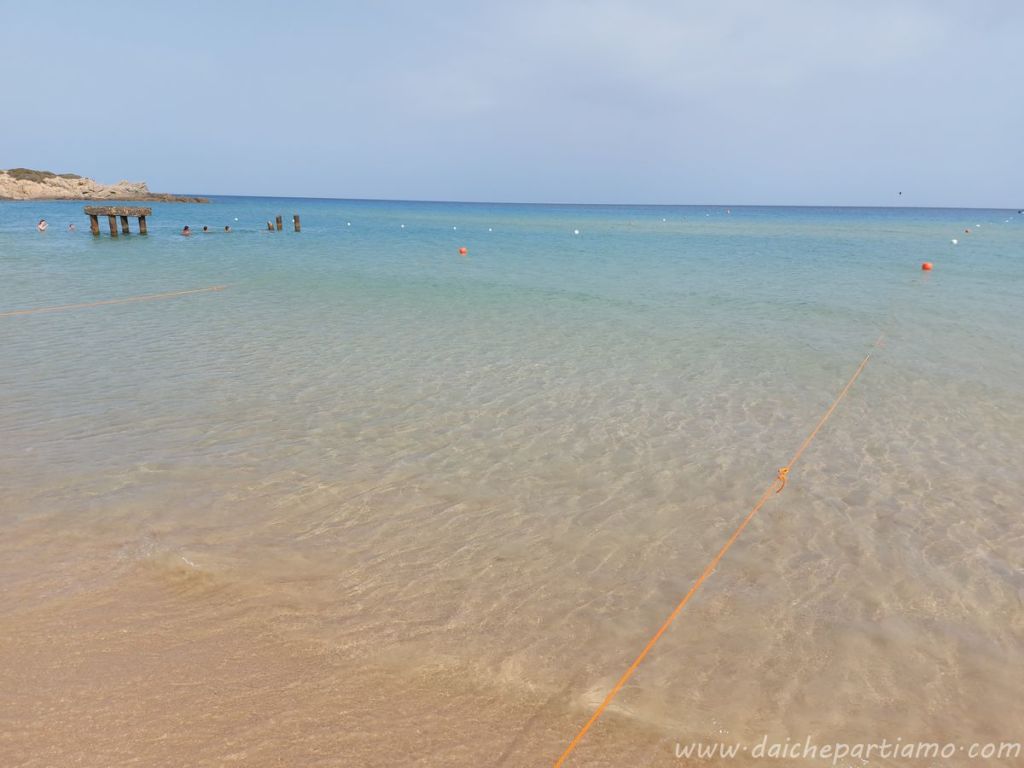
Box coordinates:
[553,334,883,767]
[0,285,227,318]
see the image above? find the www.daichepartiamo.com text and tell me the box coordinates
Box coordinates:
[675,736,1021,763]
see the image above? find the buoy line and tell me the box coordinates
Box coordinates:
[552,334,884,767]
[0,285,228,318]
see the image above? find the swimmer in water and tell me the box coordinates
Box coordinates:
[37,219,48,232]
[182,225,191,236]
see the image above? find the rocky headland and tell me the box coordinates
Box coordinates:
[0,168,208,203]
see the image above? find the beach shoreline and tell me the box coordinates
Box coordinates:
[2,198,1022,766]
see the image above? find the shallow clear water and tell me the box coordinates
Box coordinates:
[2,199,1023,765]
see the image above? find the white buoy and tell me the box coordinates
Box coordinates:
[234,217,239,221]
[951,238,958,245]
[453,226,457,230]
[400,224,405,228]
[347,222,351,226]
[573,228,580,235]
[488,227,492,232]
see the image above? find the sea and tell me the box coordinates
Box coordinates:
[1,198,1022,766]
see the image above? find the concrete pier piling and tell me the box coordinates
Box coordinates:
[85,206,152,236]
[265,214,300,232]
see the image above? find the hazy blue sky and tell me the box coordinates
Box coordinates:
[3,1,1021,206]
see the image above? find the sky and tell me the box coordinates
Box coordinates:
[2,1,1021,207]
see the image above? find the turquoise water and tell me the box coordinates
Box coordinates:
[2,198,1023,765]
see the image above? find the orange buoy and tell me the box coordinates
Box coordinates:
[921,262,933,271]
[458,246,468,255]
